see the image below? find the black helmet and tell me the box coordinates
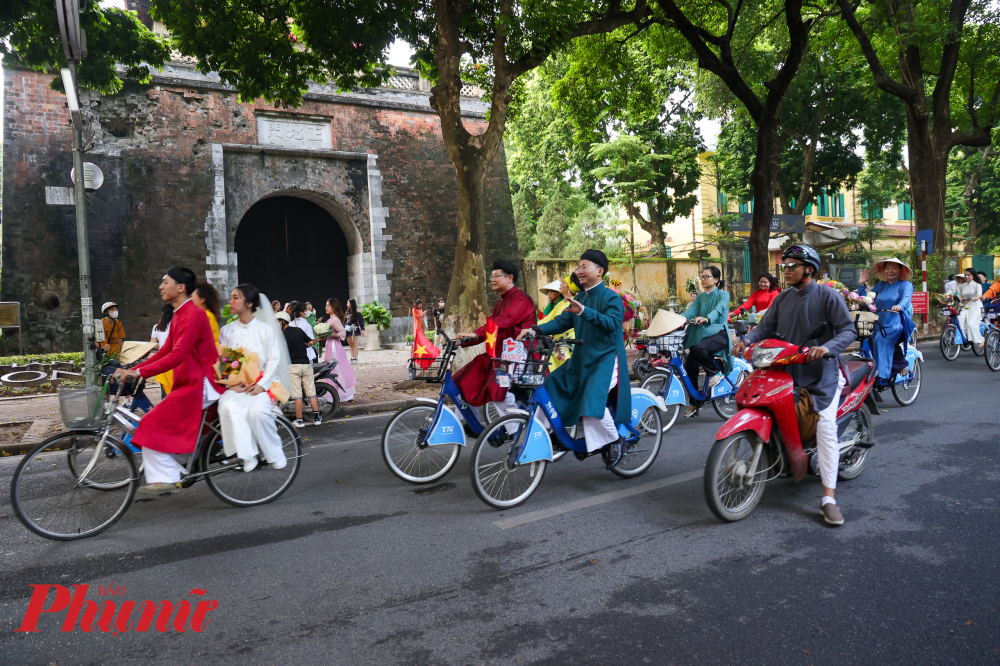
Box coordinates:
[782,244,821,273]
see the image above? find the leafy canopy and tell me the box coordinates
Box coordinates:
[2,0,170,94]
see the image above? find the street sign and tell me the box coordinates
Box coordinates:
[915,229,933,254]
[731,213,806,235]
[911,291,929,315]
[0,303,20,328]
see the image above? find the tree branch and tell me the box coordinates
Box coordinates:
[835,0,919,105]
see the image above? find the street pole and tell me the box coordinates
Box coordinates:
[921,240,928,335]
[63,64,97,383]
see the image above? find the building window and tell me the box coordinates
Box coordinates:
[718,191,728,212]
[664,246,672,258]
[738,199,754,213]
[861,200,883,220]
[898,201,913,221]
[818,189,829,217]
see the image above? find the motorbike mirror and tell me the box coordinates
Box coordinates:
[806,323,828,340]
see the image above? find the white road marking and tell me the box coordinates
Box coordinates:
[492,469,703,529]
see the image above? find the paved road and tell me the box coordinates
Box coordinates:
[1,346,998,665]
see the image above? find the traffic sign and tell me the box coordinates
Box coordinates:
[911,291,929,315]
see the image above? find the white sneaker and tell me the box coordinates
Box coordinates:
[242,457,258,473]
[313,415,323,426]
[294,418,306,428]
[271,458,287,470]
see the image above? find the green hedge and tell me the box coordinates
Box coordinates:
[0,352,84,366]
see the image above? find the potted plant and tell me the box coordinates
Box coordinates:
[360,302,392,351]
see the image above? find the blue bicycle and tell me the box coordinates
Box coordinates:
[639,324,753,430]
[381,332,549,484]
[940,301,990,360]
[468,335,665,509]
[852,310,922,406]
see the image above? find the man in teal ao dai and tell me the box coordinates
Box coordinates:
[520,249,631,468]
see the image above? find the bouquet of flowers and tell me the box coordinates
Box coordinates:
[840,288,877,313]
[312,321,333,339]
[932,293,959,308]
[215,346,261,386]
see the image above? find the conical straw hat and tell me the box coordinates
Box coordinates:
[644,309,687,338]
[871,257,913,281]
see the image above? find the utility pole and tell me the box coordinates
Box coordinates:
[56,0,97,383]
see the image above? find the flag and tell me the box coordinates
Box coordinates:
[484,317,499,357]
[411,328,440,370]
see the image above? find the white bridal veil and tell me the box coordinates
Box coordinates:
[255,293,293,393]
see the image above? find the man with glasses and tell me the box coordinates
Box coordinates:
[519,249,631,469]
[454,260,537,421]
[732,244,856,526]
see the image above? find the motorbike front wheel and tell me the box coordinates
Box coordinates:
[632,357,654,384]
[704,432,767,522]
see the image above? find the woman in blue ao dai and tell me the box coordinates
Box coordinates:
[871,258,916,384]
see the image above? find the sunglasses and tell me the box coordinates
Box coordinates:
[777,262,804,271]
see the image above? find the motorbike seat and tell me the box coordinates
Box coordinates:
[842,360,871,395]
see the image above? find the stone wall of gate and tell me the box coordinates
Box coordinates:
[1,64,518,352]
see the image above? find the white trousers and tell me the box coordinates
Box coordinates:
[815,371,847,490]
[487,391,519,433]
[218,390,286,467]
[958,302,984,343]
[142,449,189,485]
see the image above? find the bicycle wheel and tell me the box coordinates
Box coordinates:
[469,415,546,509]
[607,405,662,479]
[381,404,461,484]
[712,371,748,420]
[940,326,960,361]
[203,416,301,506]
[65,419,142,490]
[972,330,985,356]
[703,432,767,522]
[986,329,1000,372]
[891,358,921,406]
[632,358,654,383]
[639,372,681,432]
[11,432,138,540]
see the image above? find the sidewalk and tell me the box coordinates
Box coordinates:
[0,348,438,455]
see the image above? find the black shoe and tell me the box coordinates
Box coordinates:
[605,436,627,470]
[574,451,589,461]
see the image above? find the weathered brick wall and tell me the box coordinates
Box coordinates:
[1,67,518,353]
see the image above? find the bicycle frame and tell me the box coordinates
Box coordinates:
[655,352,751,404]
[511,385,664,464]
[416,371,496,448]
[857,312,923,385]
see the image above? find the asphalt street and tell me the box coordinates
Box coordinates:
[1,344,998,665]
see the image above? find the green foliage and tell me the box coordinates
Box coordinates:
[220,304,239,325]
[2,0,170,94]
[0,352,83,366]
[361,302,392,331]
[565,205,625,259]
[532,188,575,259]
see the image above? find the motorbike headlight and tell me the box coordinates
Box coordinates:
[751,346,783,368]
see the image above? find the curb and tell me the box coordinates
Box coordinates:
[335,398,415,417]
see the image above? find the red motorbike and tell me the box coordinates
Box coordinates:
[704,323,879,522]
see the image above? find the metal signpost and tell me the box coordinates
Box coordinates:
[56,0,97,384]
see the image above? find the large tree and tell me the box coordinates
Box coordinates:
[836,0,1000,255]
[649,0,818,279]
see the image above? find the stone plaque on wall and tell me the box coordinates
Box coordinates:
[257,114,332,150]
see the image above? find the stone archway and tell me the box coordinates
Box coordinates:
[234,196,350,311]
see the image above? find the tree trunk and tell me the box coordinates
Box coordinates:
[904,106,948,255]
[748,120,783,280]
[635,204,670,258]
[446,165,490,335]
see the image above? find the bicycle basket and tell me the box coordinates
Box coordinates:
[407,354,451,382]
[494,338,554,388]
[853,311,878,340]
[649,330,685,354]
[58,385,107,430]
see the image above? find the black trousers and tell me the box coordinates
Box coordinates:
[685,330,730,395]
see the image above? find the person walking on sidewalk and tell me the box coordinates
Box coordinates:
[277,311,322,427]
[344,299,365,364]
[99,302,126,357]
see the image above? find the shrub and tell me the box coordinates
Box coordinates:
[0,352,84,367]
